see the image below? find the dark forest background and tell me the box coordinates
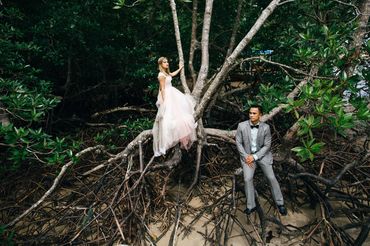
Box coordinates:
[0,0,369,244]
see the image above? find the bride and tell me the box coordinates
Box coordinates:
[152,57,197,157]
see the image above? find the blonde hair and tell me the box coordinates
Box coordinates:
[158,57,170,75]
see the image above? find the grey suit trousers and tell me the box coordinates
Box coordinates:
[242,160,284,209]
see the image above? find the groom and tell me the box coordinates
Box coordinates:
[236,105,287,215]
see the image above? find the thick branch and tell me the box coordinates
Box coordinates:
[169,0,190,94]
[205,128,236,143]
[82,130,152,175]
[225,0,244,58]
[188,0,198,85]
[195,0,281,121]
[192,0,214,101]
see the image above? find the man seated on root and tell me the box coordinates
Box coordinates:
[235,105,287,216]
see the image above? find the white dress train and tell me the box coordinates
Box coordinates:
[152,72,197,157]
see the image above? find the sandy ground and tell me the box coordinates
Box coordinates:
[148,195,321,246]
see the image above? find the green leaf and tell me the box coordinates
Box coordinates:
[311,142,325,153]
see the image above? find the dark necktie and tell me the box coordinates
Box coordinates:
[251,125,259,129]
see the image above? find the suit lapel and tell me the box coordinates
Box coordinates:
[256,122,264,149]
[246,121,253,152]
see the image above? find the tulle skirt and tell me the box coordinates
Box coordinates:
[152,86,197,157]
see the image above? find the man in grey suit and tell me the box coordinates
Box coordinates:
[236,105,287,215]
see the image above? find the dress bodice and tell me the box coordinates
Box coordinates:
[158,72,172,87]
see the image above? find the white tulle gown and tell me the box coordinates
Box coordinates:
[152,72,197,157]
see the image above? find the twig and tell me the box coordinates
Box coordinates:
[110,206,126,242]
[290,160,358,187]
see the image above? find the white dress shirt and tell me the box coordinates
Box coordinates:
[250,121,259,161]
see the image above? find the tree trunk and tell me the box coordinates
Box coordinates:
[346,0,370,76]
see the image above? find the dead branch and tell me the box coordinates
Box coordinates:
[6,145,105,228]
[91,106,155,118]
[256,57,334,80]
[290,159,359,186]
[261,66,319,122]
[82,130,152,175]
[85,122,117,127]
[221,84,253,98]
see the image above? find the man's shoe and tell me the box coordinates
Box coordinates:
[277,205,287,216]
[244,207,257,215]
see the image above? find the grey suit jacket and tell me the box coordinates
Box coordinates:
[235,120,273,165]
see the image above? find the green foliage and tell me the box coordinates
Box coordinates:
[244,76,295,113]
[0,124,80,171]
[262,1,370,162]
[0,225,15,246]
[119,117,153,139]
[355,101,370,121]
[292,138,325,162]
[113,0,126,9]
[297,116,321,139]
[0,78,59,123]
[0,7,79,173]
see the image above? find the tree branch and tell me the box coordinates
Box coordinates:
[91,106,155,118]
[195,0,281,121]
[82,130,152,176]
[225,0,244,58]
[188,0,198,85]
[169,0,190,94]
[6,145,105,228]
[289,160,357,186]
[192,0,215,101]
[261,66,319,122]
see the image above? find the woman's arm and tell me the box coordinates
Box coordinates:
[158,75,166,101]
[169,63,184,77]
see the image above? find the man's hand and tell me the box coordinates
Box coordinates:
[245,155,255,168]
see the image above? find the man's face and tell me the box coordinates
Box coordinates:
[249,107,262,124]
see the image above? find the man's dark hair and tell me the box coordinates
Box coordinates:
[249,105,263,114]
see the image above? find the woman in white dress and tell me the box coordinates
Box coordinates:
[152,57,197,157]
